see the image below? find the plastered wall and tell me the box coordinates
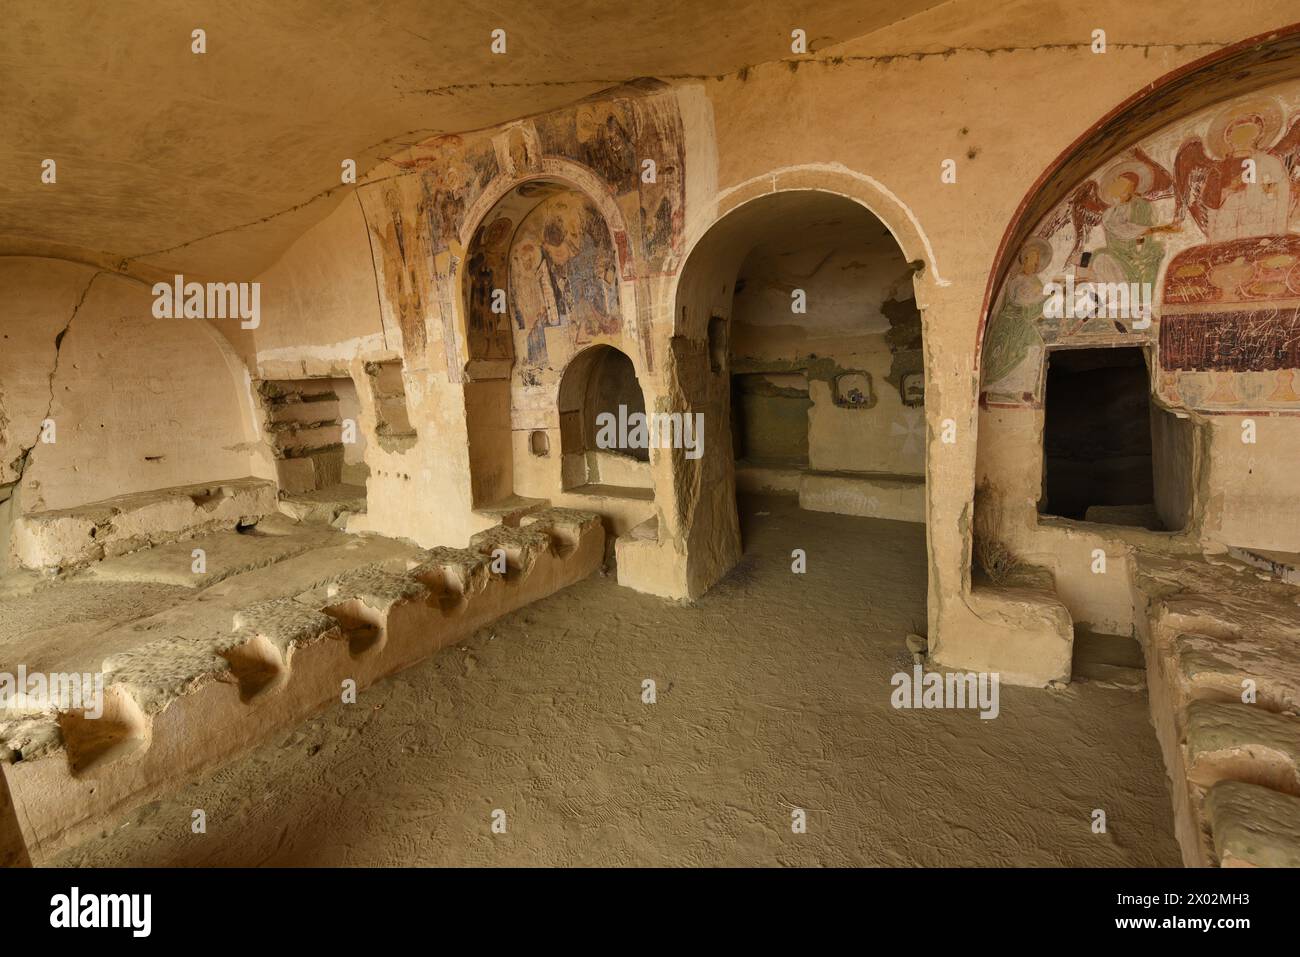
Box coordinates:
[727,201,924,478]
[1,259,264,521]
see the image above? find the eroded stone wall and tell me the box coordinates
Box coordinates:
[0,260,270,569]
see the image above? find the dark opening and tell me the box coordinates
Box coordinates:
[583,349,648,463]
[708,316,726,373]
[557,345,655,497]
[730,372,810,467]
[1041,347,1158,526]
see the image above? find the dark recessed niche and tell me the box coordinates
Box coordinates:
[1040,346,1184,531]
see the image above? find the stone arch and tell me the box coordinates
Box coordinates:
[452,162,643,381]
[672,164,945,344]
[556,343,653,494]
[969,27,1300,652]
[977,23,1300,366]
[459,170,635,510]
[667,182,932,599]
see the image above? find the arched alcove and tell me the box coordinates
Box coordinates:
[976,76,1300,563]
[461,178,624,511]
[18,270,261,512]
[557,344,652,495]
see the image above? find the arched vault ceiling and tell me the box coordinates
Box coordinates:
[0,0,942,281]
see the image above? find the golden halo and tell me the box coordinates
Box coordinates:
[1017,236,1054,274]
[1099,160,1154,201]
[1205,97,1285,158]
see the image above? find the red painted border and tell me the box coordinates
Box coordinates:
[974,22,1300,363]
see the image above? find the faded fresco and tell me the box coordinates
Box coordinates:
[462,183,622,369]
[981,84,1300,412]
[535,96,686,274]
[385,133,502,248]
[360,90,685,377]
[360,134,501,364]
[369,181,438,354]
[508,191,622,369]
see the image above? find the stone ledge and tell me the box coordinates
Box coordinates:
[799,470,925,524]
[932,576,1074,687]
[1136,549,1300,867]
[0,515,604,864]
[9,478,278,571]
[1205,781,1300,868]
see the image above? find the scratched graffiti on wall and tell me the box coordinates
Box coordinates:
[981,85,1300,412]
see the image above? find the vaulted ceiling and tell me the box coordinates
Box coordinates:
[0,0,944,281]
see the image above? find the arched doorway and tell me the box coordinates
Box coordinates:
[672,188,929,600]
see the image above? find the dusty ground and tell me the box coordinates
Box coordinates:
[51,495,1180,867]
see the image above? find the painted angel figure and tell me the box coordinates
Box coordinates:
[1038,146,1174,283]
[1157,97,1300,242]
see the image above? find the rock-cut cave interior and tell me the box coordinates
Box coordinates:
[3,1,1300,873]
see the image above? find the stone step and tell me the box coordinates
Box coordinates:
[1173,632,1300,715]
[1071,629,1145,686]
[1205,780,1300,867]
[1185,699,1300,796]
[81,517,326,589]
[277,484,368,526]
[9,478,278,570]
[472,494,549,527]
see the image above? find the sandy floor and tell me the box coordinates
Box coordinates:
[52,496,1181,866]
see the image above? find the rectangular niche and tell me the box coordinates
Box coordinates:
[730,372,810,467]
[365,360,417,453]
[1040,347,1185,531]
[261,377,368,496]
